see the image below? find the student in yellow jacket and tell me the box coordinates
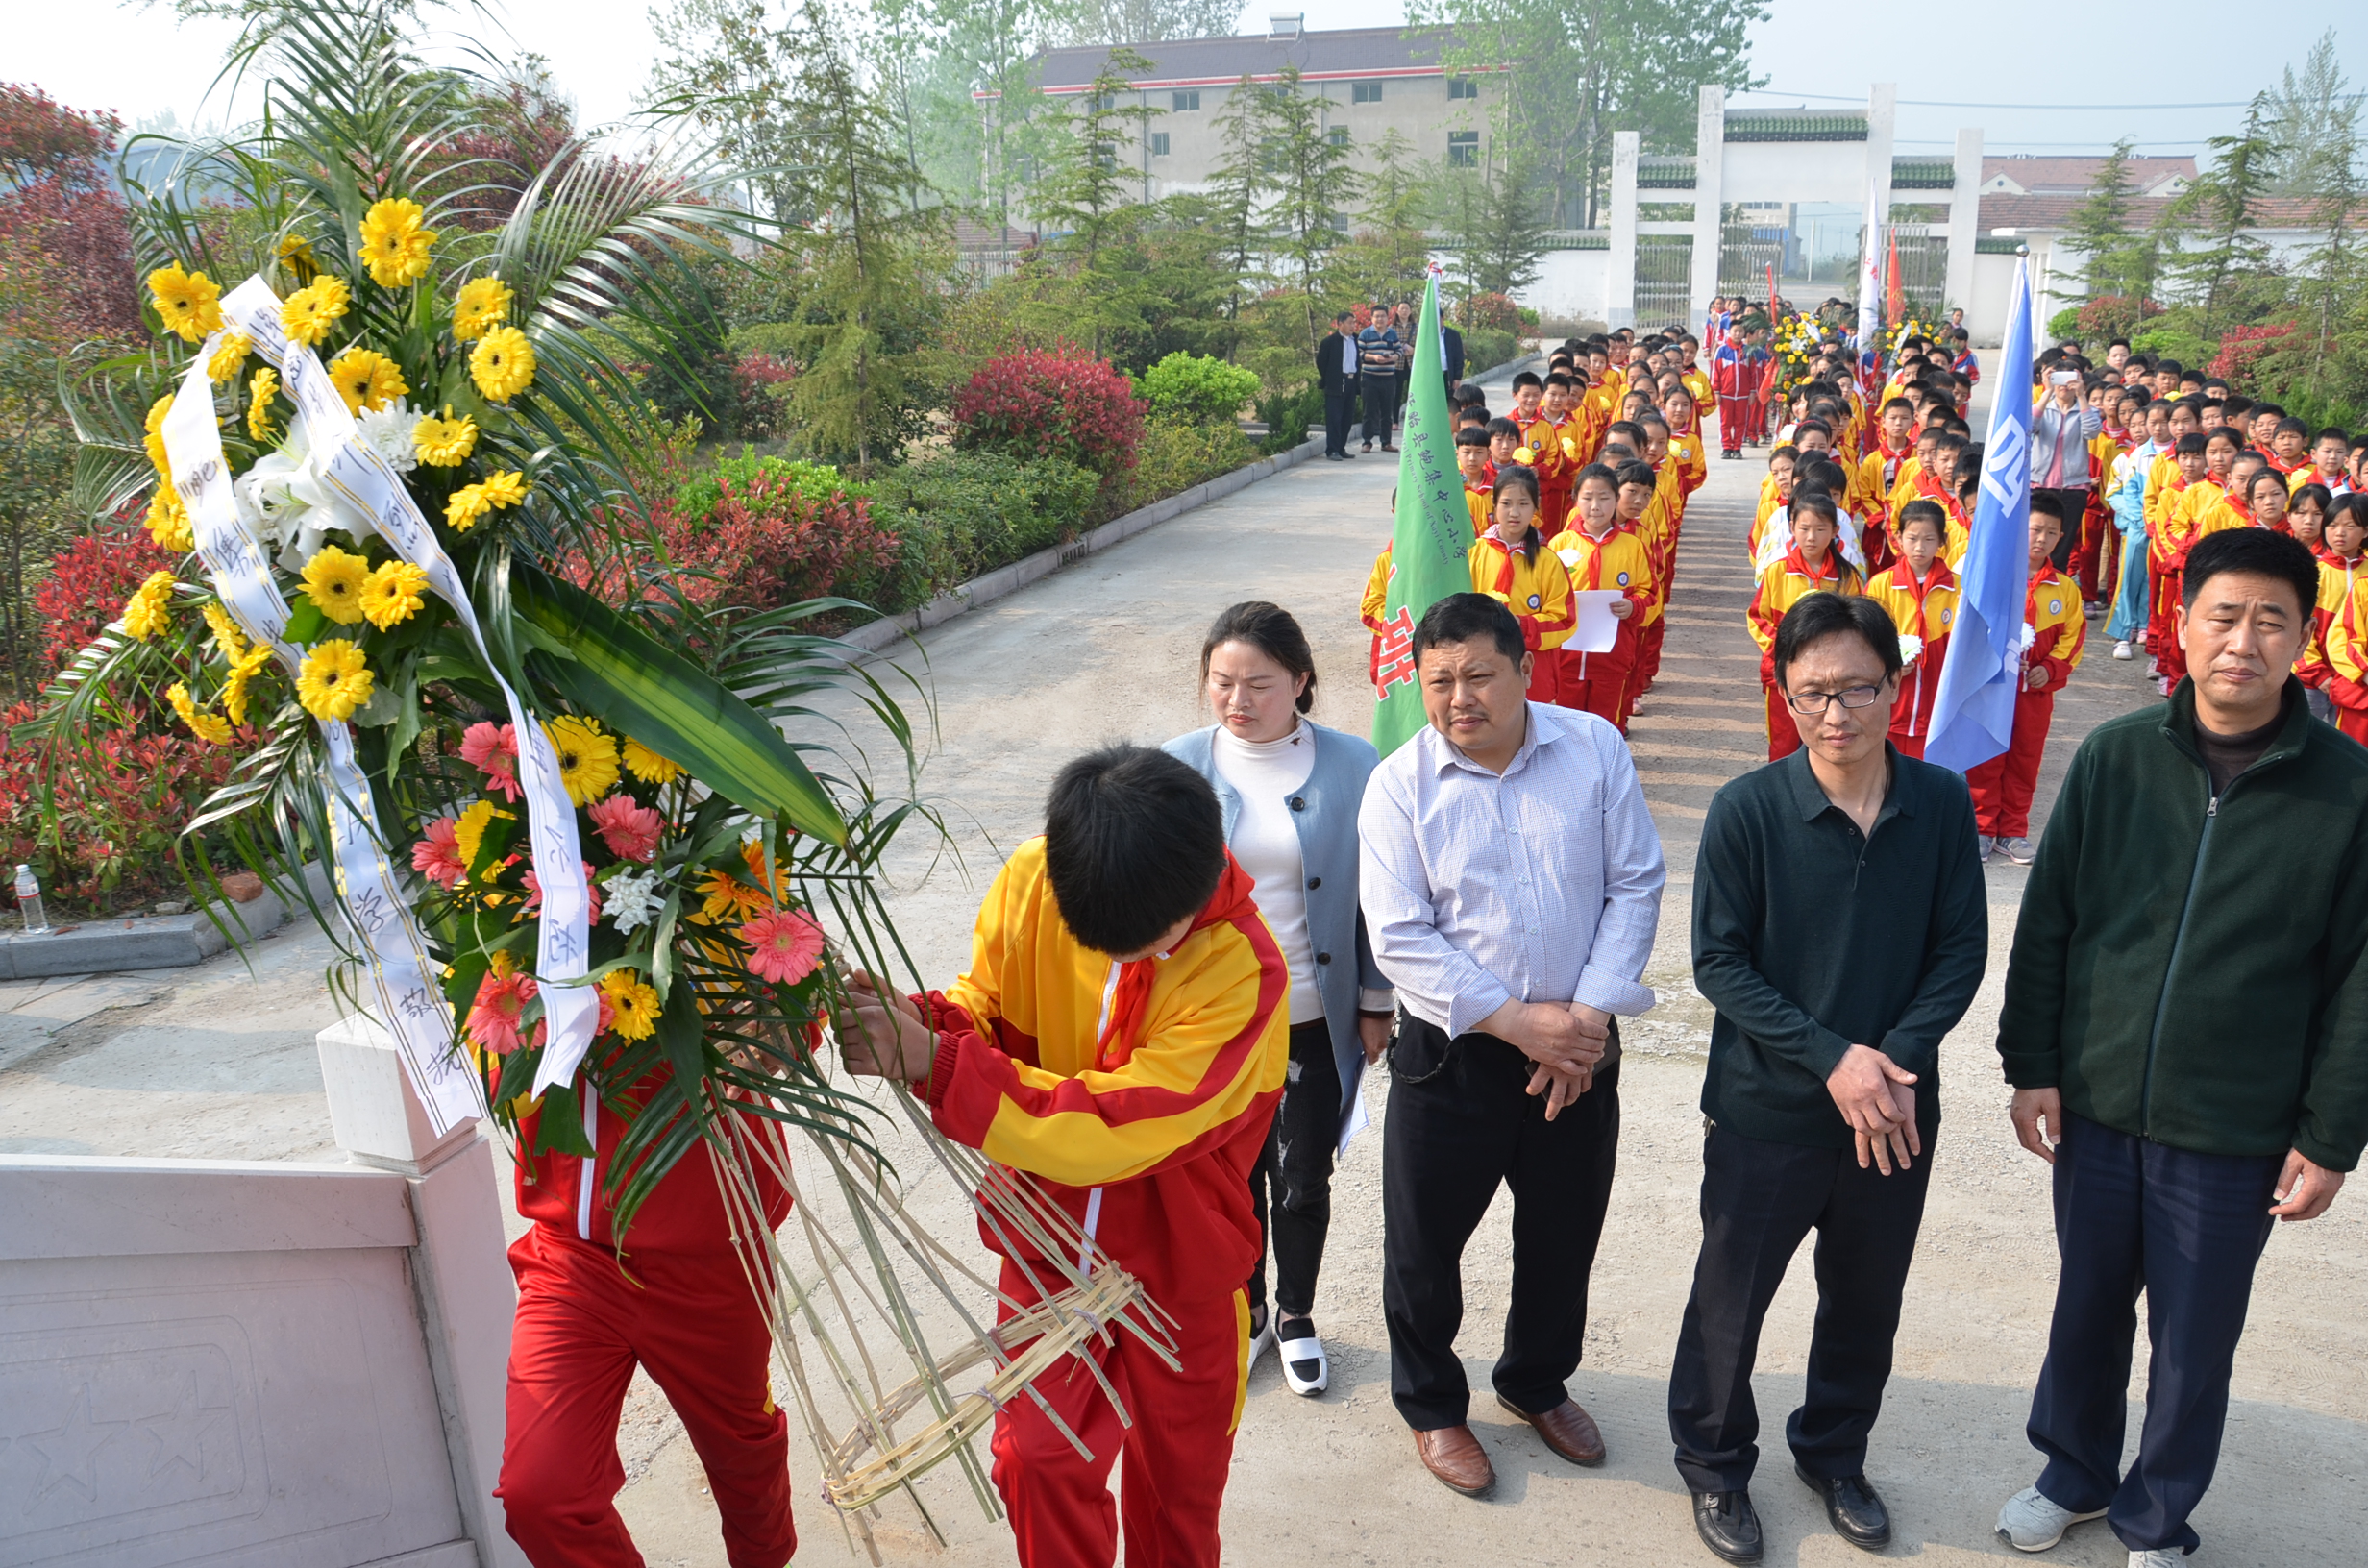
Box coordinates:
[1747,490,1863,761]
[1547,461,1655,730]
[842,747,1289,1568]
[1469,466,1575,702]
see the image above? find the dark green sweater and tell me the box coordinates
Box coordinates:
[1692,747,1988,1148]
[1998,680,2368,1171]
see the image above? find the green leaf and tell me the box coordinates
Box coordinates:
[531,1089,597,1157]
[510,565,847,845]
[282,600,328,645]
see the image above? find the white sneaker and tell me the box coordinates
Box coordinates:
[2002,836,2036,865]
[2113,640,2134,660]
[1996,1484,2107,1551]
[1276,1317,1329,1396]
[1246,1306,1276,1374]
[2128,1554,2183,1568]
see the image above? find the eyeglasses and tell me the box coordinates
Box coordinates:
[1784,684,1885,715]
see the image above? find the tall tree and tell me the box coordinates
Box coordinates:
[1255,67,1364,353]
[645,0,809,222]
[2262,30,2363,197]
[1053,0,1240,46]
[2157,101,2280,326]
[2064,137,2158,302]
[2285,47,2365,406]
[1201,77,1271,324]
[1438,156,1545,300]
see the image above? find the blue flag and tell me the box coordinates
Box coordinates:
[1924,255,2035,773]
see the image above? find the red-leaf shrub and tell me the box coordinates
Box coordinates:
[2209,322,2299,387]
[35,527,179,673]
[951,349,1145,478]
[1458,291,1523,335]
[565,467,900,617]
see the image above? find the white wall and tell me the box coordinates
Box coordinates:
[1518,249,1610,327]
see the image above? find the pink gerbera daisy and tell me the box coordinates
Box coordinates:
[467,965,539,1055]
[459,720,522,802]
[522,859,603,923]
[739,907,826,985]
[587,794,663,863]
[411,817,464,888]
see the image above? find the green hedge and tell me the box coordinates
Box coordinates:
[1463,326,1519,376]
[854,451,1102,611]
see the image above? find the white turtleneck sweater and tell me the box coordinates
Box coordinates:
[1211,722,1325,1023]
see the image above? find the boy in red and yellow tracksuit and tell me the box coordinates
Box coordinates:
[498,1070,799,1568]
[849,753,1289,1568]
[1748,497,1863,760]
[1523,377,1582,529]
[1865,500,1959,759]
[1966,502,2085,850]
[1547,465,1655,730]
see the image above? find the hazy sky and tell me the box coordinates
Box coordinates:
[1,0,2353,159]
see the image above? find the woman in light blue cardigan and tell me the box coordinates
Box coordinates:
[1166,601,1390,1399]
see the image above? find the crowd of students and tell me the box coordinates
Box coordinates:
[1365,315,2368,866]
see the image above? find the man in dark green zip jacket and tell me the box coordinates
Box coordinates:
[1992,527,2368,1566]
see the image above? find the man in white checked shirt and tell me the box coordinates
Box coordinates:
[1358,592,1666,1501]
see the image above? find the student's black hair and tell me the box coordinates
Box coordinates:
[2158,358,2183,376]
[2293,482,2335,517]
[2316,427,2352,448]
[1454,383,1489,406]
[1793,417,1834,440]
[2204,425,2245,450]
[2180,526,2320,619]
[1788,489,1839,526]
[1511,371,1543,392]
[1600,442,1638,464]
[1606,419,1648,448]
[2108,336,2132,351]
[1881,395,1915,415]
[2174,430,2208,456]
[1485,416,1522,441]
[1454,424,1492,448]
[1772,591,1902,692]
[1490,465,1544,563]
[1770,443,1800,465]
[1543,372,1575,391]
[2029,491,2066,525]
[2274,416,2311,439]
[2254,402,2285,421]
[1614,460,1658,492]
[1801,457,1849,495]
[2245,466,2291,505]
[1201,600,1319,716]
[1043,746,1224,957]
[1412,591,1527,668]
[1455,407,1487,429]
[1896,498,1947,538]
[1931,430,1969,455]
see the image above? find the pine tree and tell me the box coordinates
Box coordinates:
[2065,138,2157,302]
[1254,67,1363,354]
[2157,100,2280,327]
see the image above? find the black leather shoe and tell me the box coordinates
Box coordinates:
[1691,1489,1763,1563]
[1795,1463,1891,1550]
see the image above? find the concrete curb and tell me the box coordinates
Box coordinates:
[836,434,1325,657]
[1,885,286,980]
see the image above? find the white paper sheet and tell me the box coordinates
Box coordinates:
[1567,589,1629,653]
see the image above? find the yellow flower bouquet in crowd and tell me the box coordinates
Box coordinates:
[34,2,1169,1537]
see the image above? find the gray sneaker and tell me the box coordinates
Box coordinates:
[1996,1484,2106,1551]
[2128,1554,2183,1568]
[2002,836,2036,864]
[1977,835,1996,863]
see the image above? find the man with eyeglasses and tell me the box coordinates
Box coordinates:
[1668,592,1988,1565]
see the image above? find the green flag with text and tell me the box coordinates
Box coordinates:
[1370,274,1471,757]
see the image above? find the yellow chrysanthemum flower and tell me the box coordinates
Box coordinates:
[444,470,528,532]
[278,233,318,281]
[621,736,681,786]
[453,798,508,876]
[146,485,193,552]
[469,326,534,402]
[206,331,252,384]
[222,645,273,726]
[142,392,175,481]
[296,639,373,722]
[121,570,176,640]
[412,406,478,467]
[326,346,407,414]
[147,263,224,343]
[358,559,430,630]
[301,545,373,625]
[452,276,512,343]
[248,367,280,441]
[545,715,620,807]
[166,682,235,745]
[358,196,437,288]
[600,969,662,1041]
[281,275,352,348]
[203,602,248,662]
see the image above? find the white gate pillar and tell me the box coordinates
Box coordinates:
[1606,132,1639,330]
[1688,85,1725,321]
[1864,83,1897,280]
[1945,126,1985,320]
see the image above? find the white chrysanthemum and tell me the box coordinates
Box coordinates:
[2018,621,2038,652]
[1898,631,1924,668]
[604,865,663,935]
[356,401,423,475]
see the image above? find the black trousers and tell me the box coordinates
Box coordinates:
[1382,1016,1620,1431]
[1360,375,1397,446]
[1667,1120,1934,1494]
[2027,1113,2282,1556]
[1322,387,1358,455]
[1246,1019,1344,1317]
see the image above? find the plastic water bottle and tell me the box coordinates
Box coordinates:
[14,864,50,936]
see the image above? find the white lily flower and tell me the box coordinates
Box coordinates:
[356,401,423,475]
[605,865,663,935]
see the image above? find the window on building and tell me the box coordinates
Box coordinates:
[1326,127,1347,148]
[1172,89,1200,111]
[1447,131,1479,167]
[1448,76,1478,101]
[1149,132,1171,157]
[1352,81,1384,104]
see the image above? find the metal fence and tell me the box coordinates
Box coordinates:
[1634,233,1694,331]
[1867,222,1950,319]
[1718,219,1785,302]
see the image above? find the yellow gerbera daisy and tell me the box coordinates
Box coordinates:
[444,470,529,532]
[478,469,529,509]
[206,331,252,384]
[600,969,662,1041]
[621,736,681,786]
[469,326,534,402]
[296,639,374,722]
[452,276,512,343]
[202,602,248,661]
[545,714,620,807]
[300,545,373,625]
[165,682,235,745]
[358,559,430,630]
[121,571,176,640]
[412,406,478,467]
[222,645,273,726]
[326,346,407,414]
[248,367,280,441]
[278,233,319,282]
[142,392,175,480]
[358,196,437,288]
[147,263,224,343]
[281,275,352,348]
[454,798,510,876]
[146,485,193,552]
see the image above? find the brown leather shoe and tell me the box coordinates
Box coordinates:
[1413,1424,1496,1496]
[1496,1394,1607,1466]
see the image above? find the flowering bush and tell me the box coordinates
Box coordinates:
[2209,322,2299,387]
[1458,291,1524,336]
[731,350,796,439]
[2076,294,2163,347]
[952,348,1144,478]
[1137,352,1260,427]
[33,527,182,673]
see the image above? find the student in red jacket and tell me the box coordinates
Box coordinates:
[1966,495,2086,863]
[1866,500,1959,758]
[841,747,1289,1568]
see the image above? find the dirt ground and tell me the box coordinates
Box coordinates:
[8,360,2362,1565]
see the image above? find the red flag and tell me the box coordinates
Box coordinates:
[1766,262,1778,315]
[1885,230,1904,324]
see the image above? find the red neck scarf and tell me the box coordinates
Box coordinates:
[1095,849,1259,1070]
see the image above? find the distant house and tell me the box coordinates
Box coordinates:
[980,18,1497,211]
[1975,155,2193,200]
